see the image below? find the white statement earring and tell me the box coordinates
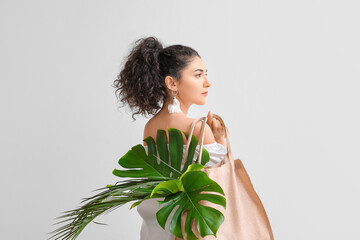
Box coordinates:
[168,90,182,114]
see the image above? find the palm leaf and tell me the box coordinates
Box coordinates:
[49,179,163,240]
[50,128,224,240]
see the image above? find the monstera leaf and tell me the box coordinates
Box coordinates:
[151,164,226,240]
[113,128,210,180]
[50,128,225,240]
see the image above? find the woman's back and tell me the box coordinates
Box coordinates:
[143,111,216,146]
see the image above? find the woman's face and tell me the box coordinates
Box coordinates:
[176,56,211,107]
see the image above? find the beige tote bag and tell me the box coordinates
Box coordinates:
[175,114,274,240]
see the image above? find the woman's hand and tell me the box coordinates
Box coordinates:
[207,111,226,146]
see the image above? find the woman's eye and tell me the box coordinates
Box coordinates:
[196,73,202,77]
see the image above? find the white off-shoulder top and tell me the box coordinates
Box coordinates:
[137,142,227,240]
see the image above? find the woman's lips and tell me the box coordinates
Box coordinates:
[202,91,208,95]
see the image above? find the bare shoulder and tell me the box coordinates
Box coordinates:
[143,113,215,145]
[191,119,216,145]
[143,116,157,140]
[174,116,215,144]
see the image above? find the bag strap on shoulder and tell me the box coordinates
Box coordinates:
[182,114,232,165]
[183,116,207,165]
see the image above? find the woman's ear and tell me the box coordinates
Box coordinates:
[164,76,178,92]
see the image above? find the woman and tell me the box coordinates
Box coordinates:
[113,37,228,240]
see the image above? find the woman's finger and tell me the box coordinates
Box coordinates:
[217,119,223,129]
[212,118,218,129]
[217,119,222,129]
[210,118,214,128]
[207,111,213,125]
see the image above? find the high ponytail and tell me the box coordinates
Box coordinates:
[113,36,200,120]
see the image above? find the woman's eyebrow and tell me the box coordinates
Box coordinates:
[193,69,208,72]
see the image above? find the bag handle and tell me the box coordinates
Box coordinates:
[182,114,232,166]
[182,117,207,166]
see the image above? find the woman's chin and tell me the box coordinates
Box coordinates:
[196,100,207,105]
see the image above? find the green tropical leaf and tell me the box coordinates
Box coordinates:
[113,128,209,180]
[168,128,184,175]
[50,127,223,240]
[149,164,206,198]
[155,170,226,240]
[182,133,199,172]
[49,179,162,240]
[179,163,205,180]
[200,147,210,166]
[150,179,184,197]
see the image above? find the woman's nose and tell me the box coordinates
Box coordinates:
[204,76,211,88]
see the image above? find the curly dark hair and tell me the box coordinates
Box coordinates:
[112,36,200,120]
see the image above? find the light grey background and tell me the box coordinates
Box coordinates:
[1,0,359,239]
